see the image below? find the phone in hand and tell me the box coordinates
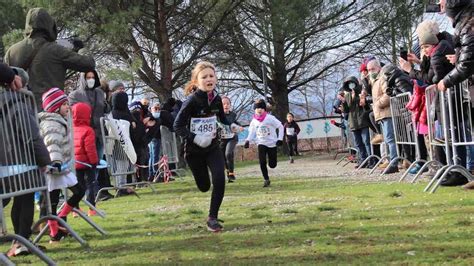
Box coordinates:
[400,49,408,61]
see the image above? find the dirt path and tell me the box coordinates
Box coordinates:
[236,154,426,182]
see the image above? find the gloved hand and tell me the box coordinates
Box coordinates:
[52,161,62,173]
[193,135,213,148]
[244,141,250,149]
[276,140,283,146]
[72,38,84,52]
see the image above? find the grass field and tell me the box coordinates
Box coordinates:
[3,166,474,265]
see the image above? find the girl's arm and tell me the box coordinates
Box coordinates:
[272,116,284,141]
[173,97,195,142]
[294,122,301,135]
[246,120,257,143]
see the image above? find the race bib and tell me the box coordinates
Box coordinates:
[190,116,217,138]
[256,125,271,139]
[286,128,295,136]
[221,125,235,139]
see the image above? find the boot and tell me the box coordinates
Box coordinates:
[48,220,59,237]
[440,173,469,187]
[462,181,474,190]
[58,203,74,219]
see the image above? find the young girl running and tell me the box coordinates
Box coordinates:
[174,61,238,232]
[39,88,85,243]
[244,99,284,187]
[219,96,243,183]
[284,113,300,163]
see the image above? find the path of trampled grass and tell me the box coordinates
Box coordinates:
[3,156,474,265]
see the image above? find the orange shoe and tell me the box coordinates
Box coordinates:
[72,208,82,218]
[88,209,97,216]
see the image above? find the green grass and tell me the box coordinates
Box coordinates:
[3,174,474,265]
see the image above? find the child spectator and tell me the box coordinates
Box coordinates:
[72,102,99,216]
[39,88,85,243]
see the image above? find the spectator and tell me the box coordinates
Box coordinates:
[149,103,162,179]
[4,8,95,105]
[129,101,158,182]
[437,0,474,187]
[340,76,372,168]
[369,60,399,174]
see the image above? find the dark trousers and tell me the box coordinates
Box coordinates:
[220,136,238,173]
[49,183,85,216]
[136,147,150,182]
[185,146,225,219]
[258,145,278,180]
[7,193,35,239]
[287,139,298,157]
[77,168,98,206]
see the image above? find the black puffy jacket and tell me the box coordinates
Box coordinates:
[173,89,230,152]
[443,5,474,88]
[431,40,456,83]
[384,65,413,96]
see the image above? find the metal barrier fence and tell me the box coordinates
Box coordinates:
[0,89,55,265]
[156,126,186,180]
[424,80,473,193]
[97,116,156,202]
[386,92,426,175]
[406,85,444,183]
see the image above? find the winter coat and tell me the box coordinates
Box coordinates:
[431,40,456,83]
[409,55,435,85]
[174,89,231,153]
[372,72,392,122]
[38,111,73,165]
[341,76,370,130]
[284,121,300,142]
[4,8,95,105]
[443,8,474,88]
[72,102,98,169]
[405,81,428,127]
[130,110,158,151]
[0,63,15,84]
[68,70,106,144]
[383,65,413,96]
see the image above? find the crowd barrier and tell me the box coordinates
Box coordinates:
[0,89,56,265]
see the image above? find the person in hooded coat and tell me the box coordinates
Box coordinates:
[4,8,95,105]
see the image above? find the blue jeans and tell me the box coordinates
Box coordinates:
[149,138,161,177]
[380,118,397,165]
[352,127,371,163]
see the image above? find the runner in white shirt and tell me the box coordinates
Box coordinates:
[244,99,284,187]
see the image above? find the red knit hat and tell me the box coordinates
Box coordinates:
[42,88,68,112]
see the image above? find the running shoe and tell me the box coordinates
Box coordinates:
[263,180,271,187]
[207,218,223,232]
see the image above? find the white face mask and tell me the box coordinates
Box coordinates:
[348,83,356,90]
[86,78,95,89]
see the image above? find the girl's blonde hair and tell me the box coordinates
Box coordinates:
[184,61,216,96]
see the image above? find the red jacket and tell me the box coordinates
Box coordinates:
[72,102,98,169]
[405,81,427,126]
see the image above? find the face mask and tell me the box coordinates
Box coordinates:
[348,83,356,90]
[152,112,160,119]
[369,72,378,81]
[86,78,95,89]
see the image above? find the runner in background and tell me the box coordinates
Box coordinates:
[283,113,300,163]
[219,96,244,183]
